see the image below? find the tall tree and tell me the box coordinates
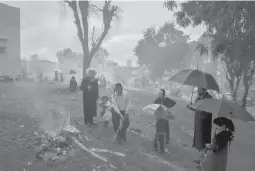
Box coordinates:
[30,53,39,61]
[165,1,255,107]
[134,22,192,81]
[57,48,81,64]
[64,0,119,77]
[93,47,109,65]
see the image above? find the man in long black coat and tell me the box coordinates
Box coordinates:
[188,87,213,163]
[80,69,99,127]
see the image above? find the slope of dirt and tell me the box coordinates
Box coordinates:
[1,82,254,171]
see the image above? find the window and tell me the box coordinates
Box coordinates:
[0,47,6,53]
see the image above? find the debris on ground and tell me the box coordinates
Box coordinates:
[34,108,121,170]
[34,132,76,162]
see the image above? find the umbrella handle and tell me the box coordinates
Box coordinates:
[190,86,194,104]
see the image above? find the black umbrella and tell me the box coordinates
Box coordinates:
[169,69,219,92]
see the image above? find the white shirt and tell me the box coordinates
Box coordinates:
[112,90,130,113]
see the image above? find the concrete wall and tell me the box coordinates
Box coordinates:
[0,3,21,77]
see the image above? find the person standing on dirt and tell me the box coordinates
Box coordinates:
[187,87,213,164]
[153,89,176,153]
[80,68,99,127]
[70,76,77,92]
[111,83,130,144]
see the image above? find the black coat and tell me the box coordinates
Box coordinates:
[212,130,233,153]
[80,76,99,117]
[70,78,77,92]
[193,92,213,150]
[154,97,176,108]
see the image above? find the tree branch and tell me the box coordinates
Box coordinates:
[65,0,84,44]
[79,1,89,43]
[91,26,97,48]
[89,1,118,58]
[90,4,103,12]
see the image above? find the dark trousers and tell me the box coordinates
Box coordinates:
[156,119,170,143]
[112,110,130,141]
[164,120,170,143]
[154,132,165,152]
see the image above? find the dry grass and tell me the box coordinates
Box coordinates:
[0,82,254,171]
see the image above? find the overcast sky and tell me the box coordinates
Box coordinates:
[2,1,205,66]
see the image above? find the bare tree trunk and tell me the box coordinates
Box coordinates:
[227,77,236,101]
[233,76,241,101]
[241,73,253,108]
[82,49,91,77]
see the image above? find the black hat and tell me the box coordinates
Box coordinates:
[213,117,235,132]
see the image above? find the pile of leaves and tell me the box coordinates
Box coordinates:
[34,129,79,162]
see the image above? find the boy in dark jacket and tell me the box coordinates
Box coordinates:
[153,89,176,153]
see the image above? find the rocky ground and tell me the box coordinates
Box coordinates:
[0,82,254,171]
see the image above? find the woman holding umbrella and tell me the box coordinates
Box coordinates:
[202,117,235,171]
[169,69,219,163]
[188,88,213,163]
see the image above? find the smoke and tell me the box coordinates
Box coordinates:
[37,104,72,137]
[90,58,117,83]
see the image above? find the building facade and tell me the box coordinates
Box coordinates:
[0,3,21,77]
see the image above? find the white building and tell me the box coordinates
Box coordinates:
[0,3,21,78]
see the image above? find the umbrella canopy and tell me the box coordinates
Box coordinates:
[190,98,255,122]
[169,69,219,92]
[142,104,175,120]
[142,104,160,116]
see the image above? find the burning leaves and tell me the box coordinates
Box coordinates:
[34,134,75,162]
[34,107,81,162]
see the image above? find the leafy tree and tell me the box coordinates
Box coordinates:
[134,22,192,81]
[63,0,119,77]
[30,53,39,61]
[56,48,79,64]
[165,1,255,107]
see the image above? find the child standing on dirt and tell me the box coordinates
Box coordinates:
[99,96,112,127]
[154,106,168,153]
[153,89,176,153]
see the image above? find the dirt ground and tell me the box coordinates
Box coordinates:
[0,82,254,171]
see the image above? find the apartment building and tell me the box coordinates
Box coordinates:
[0,3,21,78]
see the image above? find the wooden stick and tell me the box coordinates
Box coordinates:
[71,137,117,169]
[90,148,125,157]
[72,137,107,162]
